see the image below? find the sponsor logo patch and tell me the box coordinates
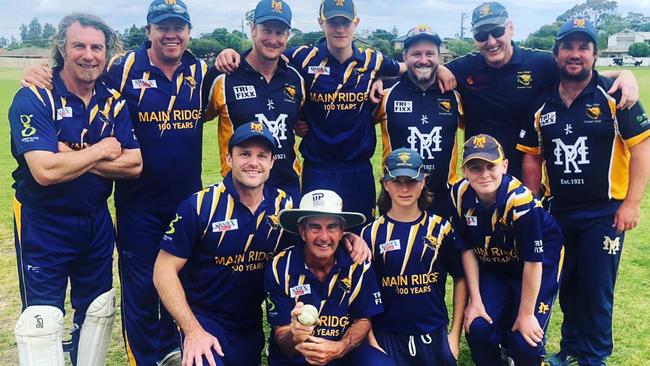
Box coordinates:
[540,111,556,127]
[308,66,330,75]
[132,79,158,90]
[290,284,311,298]
[56,107,73,120]
[394,101,412,113]
[379,239,401,254]
[212,219,239,232]
[234,85,257,100]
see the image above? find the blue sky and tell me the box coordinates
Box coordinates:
[1,0,650,42]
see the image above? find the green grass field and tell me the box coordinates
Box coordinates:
[0,67,649,365]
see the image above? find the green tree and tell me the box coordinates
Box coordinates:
[523,22,561,50]
[369,29,395,42]
[0,37,7,48]
[624,11,650,29]
[288,28,305,48]
[302,31,325,46]
[371,39,392,55]
[19,18,45,47]
[122,25,147,50]
[189,38,224,60]
[628,42,650,57]
[637,23,650,31]
[556,0,618,29]
[41,23,56,45]
[446,38,475,57]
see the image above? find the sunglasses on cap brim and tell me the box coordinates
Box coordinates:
[149,3,187,14]
[473,26,506,42]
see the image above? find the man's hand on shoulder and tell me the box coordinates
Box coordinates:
[215,49,241,74]
[21,64,53,90]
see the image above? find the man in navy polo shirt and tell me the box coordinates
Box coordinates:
[154,122,292,366]
[374,24,464,211]
[20,1,210,363]
[9,13,141,366]
[518,17,650,366]
[265,190,392,366]
[204,0,305,204]
[216,0,405,229]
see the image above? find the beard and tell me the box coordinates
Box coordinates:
[409,64,438,85]
[559,64,592,82]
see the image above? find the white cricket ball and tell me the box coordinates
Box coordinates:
[298,304,319,326]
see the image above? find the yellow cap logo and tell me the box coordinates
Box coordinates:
[251,122,264,133]
[335,0,345,7]
[271,0,283,13]
[574,18,586,28]
[164,0,177,5]
[479,4,491,17]
[398,152,411,164]
[473,136,487,149]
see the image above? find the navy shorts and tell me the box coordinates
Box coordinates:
[181,314,264,366]
[374,327,457,366]
[13,198,113,326]
[302,160,375,231]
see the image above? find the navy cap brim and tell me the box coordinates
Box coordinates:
[322,11,355,20]
[148,13,191,25]
[471,15,508,31]
[404,34,442,49]
[462,153,503,166]
[229,135,278,154]
[254,15,291,28]
[384,168,424,181]
[556,29,596,43]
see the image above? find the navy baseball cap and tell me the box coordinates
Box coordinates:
[319,0,356,21]
[384,148,425,181]
[147,0,191,25]
[228,122,277,153]
[471,2,509,31]
[254,0,292,28]
[404,25,442,49]
[556,16,597,44]
[462,134,505,166]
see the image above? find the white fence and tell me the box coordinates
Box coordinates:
[0,57,48,69]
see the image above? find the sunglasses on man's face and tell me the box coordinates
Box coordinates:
[473,26,506,42]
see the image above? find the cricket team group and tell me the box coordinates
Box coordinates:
[8,0,650,365]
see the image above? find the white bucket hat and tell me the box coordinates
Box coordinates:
[278,190,367,234]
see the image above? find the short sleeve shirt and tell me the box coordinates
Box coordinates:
[204,52,306,188]
[9,69,138,213]
[265,245,383,365]
[105,42,209,212]
[449,175,546,276]
[159,173,293,330]
[517,72,650,213]
[447,45,557,178]
[361,212,463,334]
[375,73,465,196]
[286,41,401,163]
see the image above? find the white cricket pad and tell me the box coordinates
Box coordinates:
[15,305,65,366]
[76,288,116,366]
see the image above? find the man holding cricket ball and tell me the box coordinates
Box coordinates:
[265,190,394,366]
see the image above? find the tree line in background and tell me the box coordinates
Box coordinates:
[2,0,650,59]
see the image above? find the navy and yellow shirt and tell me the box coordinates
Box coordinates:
[361,212,463,335]
[105,41,209,212]
[446,45,556,178]
[265,245,382,365]
[159,173,293,330]
[517,72,650,214]
[287,41,401,164]
[204,52,305,189]
[450,175,562,276]
[9,69,138,213]
[375,73,464,197]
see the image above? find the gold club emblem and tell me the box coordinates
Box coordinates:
[479,4,491,16]
[574,18,586,28]
[473,136,487,149]
[398,152,411,163]
[439,101,451,112]
[164,0,177,5]
[271,0,283,13]
[335,0,345,6]
[251,122,264,133]
[518,73,532,86]
[586,106,601,119]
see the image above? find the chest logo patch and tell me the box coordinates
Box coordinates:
[517,71,533,88]
[233,85,257,100]
[394,101,412,113]
[465,215,478,226]
[438,99,452,114]
[379,239,401,254]
[308,66,330,76]
[56,107,73,120]
[585,104,602,122]
[132,79,158,90]
[539,111,556,127]
[212,219,239,232]
[290,284,311,298]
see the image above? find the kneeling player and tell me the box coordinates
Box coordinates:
[450,135,563,366]
[265,190,394,366]
[361,148,467,365]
